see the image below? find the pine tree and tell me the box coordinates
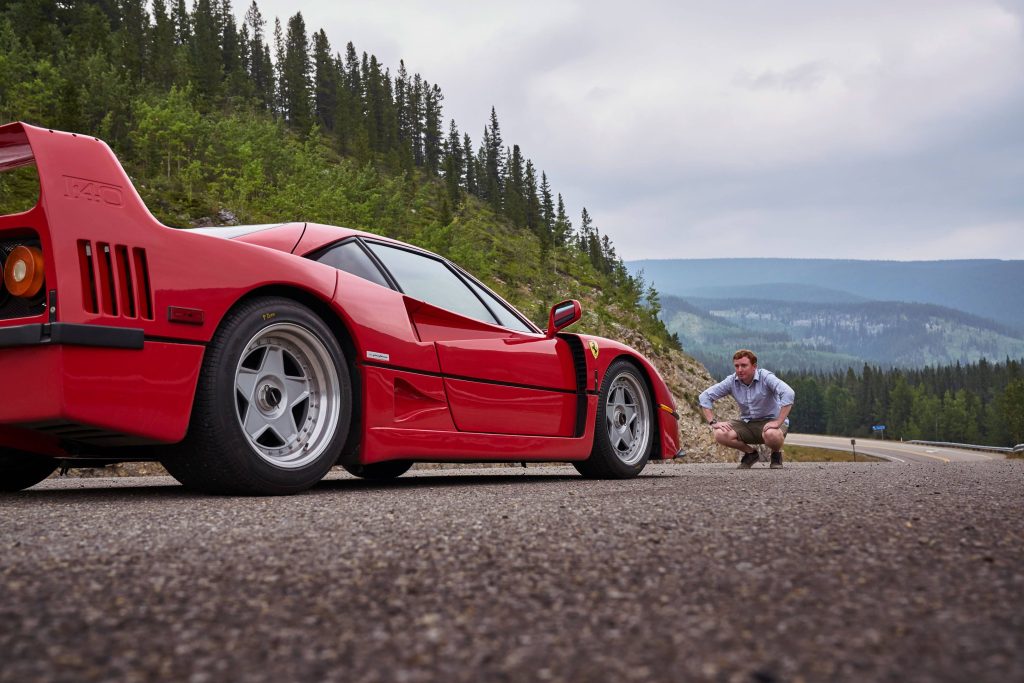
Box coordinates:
[272,17,285,115]
[334,41,368,158]
[171,0,190,45]
[503,144,526,225]
[244,2,274,109]
[554,193,571,245]
[462,133,476,195]
[220,0,246,99]
[482,106,504,212]
[393,60,414,164]
[579,207,594,253]
[117,0,149,83]
[442,119,462,204]
[422,81,444,175]
[149,0,177,89]
[1000,379,1024,444]
[311,29,337,130]
[540,171,555,242]
[279,13,312,131]
[524,160,542,241]
[191,0,223,104]
[409,73,424,165]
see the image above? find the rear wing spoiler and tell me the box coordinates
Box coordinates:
[0,122,169,328]
[0,121,158,227]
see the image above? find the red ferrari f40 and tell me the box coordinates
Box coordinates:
[0,122,680,494]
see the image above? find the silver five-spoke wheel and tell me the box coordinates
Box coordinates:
[235,323,342,469]
[160,297,352,495]
[605,372,651,466]
[575,359,655,479]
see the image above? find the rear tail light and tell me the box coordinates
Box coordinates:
[3,245,45,298]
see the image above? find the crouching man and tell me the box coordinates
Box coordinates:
[699,349,795,469]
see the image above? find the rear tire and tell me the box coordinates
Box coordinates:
[574,360,654,479]
[342,461,412,480]
[0,449,58,492]
[161,297,351,495]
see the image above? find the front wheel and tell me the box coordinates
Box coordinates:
[0,449,58,492]
[574,360,654,479]
[161,297,352,495]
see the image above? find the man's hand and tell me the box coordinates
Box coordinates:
[763,420,782,432]
[711,421,731,433]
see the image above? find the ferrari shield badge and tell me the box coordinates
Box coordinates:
[588,339,599,359]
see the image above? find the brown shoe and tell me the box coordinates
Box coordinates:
[738,451,759,469]
[770,451,783,469]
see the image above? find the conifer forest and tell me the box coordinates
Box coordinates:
[0,0,674,349]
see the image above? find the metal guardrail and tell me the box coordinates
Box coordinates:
[907,440,1024,454]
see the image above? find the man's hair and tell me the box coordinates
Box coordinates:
[733,349,758,365]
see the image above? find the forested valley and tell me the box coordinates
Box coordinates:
[782,359,1024,447]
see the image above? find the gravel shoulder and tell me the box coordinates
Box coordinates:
[2,461,1022,683]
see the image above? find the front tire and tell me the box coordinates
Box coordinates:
[0,449,58,492]
[342,461,412,480]
[574,360,654,479]
[162,297,352,495]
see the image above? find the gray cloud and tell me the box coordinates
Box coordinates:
[248,1,1024,261]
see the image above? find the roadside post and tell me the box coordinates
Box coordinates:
[851,438,857,462]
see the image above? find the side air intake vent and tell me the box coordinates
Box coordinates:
[77,240,153,320]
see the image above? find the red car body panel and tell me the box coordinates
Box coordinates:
[0,121,680,466]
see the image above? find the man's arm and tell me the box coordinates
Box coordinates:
[766,403,792,431]
[762,372,795,430]
[699,377,733,429]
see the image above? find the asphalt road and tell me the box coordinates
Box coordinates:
[2,461,1022,683]
[786,433,1008,464]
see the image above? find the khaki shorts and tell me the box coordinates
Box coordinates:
[728,418,789,445]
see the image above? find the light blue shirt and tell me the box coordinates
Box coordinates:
[699,368,795,421]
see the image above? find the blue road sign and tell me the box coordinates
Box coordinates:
[871,425,886,431]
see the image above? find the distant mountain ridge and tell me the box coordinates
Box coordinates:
[628,258,1024,333]
[628,257,1024,375]
[661,294,1024,377]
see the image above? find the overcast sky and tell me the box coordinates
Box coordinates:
[245,1,1024,261]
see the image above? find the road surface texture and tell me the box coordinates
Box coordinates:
[2,461,1022,683]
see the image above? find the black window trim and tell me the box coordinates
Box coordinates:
[447,261,541,335]
[362,239,501,326]
[361,238,541,335]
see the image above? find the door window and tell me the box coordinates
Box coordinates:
[463,277,534,333]
[367,243,498,324]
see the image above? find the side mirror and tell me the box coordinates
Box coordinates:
[546,299,582,337]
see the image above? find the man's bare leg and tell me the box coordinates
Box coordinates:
[763,427,786,468]
[713,427,759,468]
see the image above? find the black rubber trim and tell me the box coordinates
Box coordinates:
[0,322,144,349]
[145,335,208,346]
[557,334,590,438]
[361,360,579,395]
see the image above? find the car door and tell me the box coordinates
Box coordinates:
[364,241,579,437]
